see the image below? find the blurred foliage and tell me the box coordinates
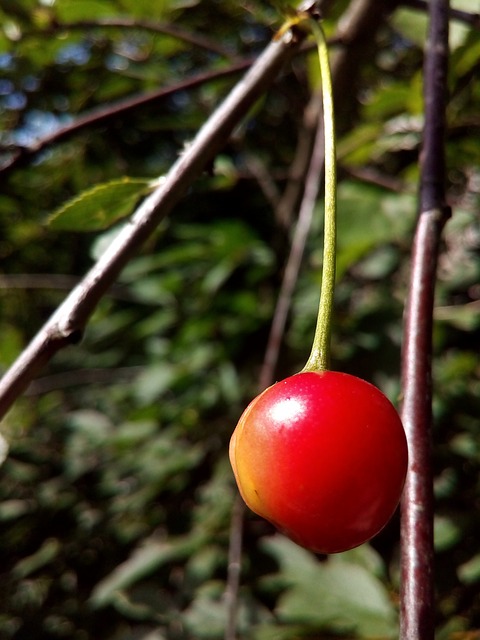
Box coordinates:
[1,0,480,639]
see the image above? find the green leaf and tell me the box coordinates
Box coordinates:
[0,323,23,367]
[182,581,229,639]
[452,32,480,78]
[458,553,480,585]
[252,625,308,640]
[0,433,8,468]
[183,580,273,639]
[90,533,207,608]
[392,6,469,50]
[332,180,415,278]
[13,538,61,578]
[133,364,177,404]
[262,536,398,638]
[0,498,30,520]
[450,432,479,461]
[53,0,119,21]
[116,0,173,19]
[434,516,462,552]
[434,301,480,331]
[47,177,157,231]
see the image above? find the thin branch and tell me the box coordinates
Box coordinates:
[341,165,410,193]
[0,28,306,421]
[259,99,325,390]
[0,273,140,302]
[49,17,236,59]
[402,0,480,28]
[400,0,451,638]
[419,6,450,213]
[25,366,143,396]
[276,92,321,229]
[243,154,282,212]
[224,494,245,640]
[276,0,403,228]
[0,60,252,178]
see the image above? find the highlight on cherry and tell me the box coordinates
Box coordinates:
[229,17,408,555]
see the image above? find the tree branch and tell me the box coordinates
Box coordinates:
[0,28,306,421]
[47,17,236,59]
[0,60,252,178]
[276,0,403,228]
[400,0,451,638]
[0,273,141,302]
[259,95,325,390]
[24,366,143,396]
[402,0,480,28]
[224,493,245,640]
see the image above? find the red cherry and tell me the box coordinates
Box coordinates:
[229,371,408,554]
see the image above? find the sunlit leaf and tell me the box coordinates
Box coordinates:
[262,536,398,638]
[458,553,480,585]
[47,177,158,231]
[0,433,8,468]
[325,180,416,278]
[53,0,119,21]
[434,301,480,331]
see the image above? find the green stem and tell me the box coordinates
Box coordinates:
[302,20,337,374]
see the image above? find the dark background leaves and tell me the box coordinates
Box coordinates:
[0,0,479,638]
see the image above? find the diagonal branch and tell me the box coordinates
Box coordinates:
[0,28,306,421]
[400,0,451,638]
[402,0,480,28]
[47,17,236,59]
[259,94,325,390]
[0,60,252,177]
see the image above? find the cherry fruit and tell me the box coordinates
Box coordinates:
[229,371,408,554]
[229,22,408,554]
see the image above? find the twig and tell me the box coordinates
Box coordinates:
[276,0,403,229]
[0,60,252,177]
[47,17,236,59]
[224,494,245,640]
[259,100,325,390]
[0,29,306,421]
[243,154,282,212]
[402,0,480,28]
[25,366,143,395]
[0,273,140,302]
[276,92,322,229]
[341,165,410,193]
[400,0,451,638]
